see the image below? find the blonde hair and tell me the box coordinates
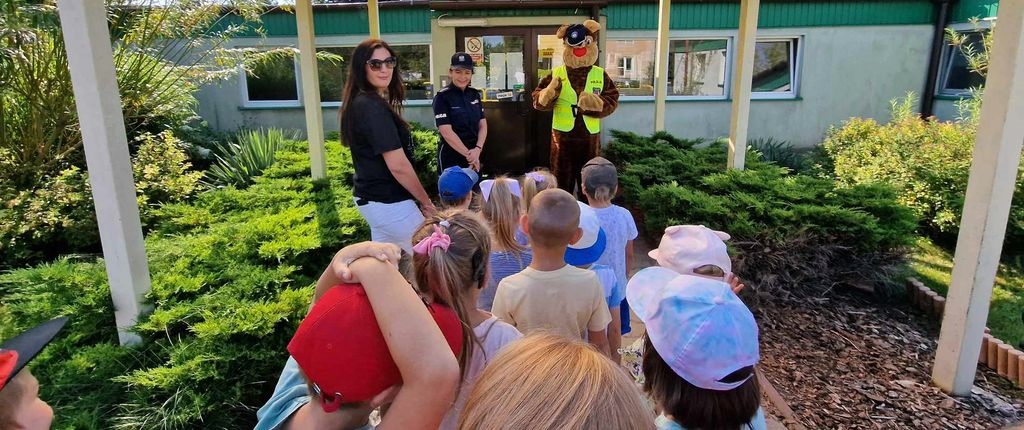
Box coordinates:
[458,334,654,430]
[481,176,526,253]
[521,168,556,213]
[412,210,492,380]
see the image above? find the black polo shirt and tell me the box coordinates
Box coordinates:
[344,92,415,203]
[432,83,485,152]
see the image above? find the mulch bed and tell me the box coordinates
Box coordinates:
[756,291,1024,429]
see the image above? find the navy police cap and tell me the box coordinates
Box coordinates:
[565,24,588,47]
[450,52,474,71]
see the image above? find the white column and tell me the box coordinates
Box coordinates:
[727,0,760,170]
[933,3,1024,395]
[368,0,381,39]
[296,0,327,180]
[653,0,671,131]
[57,0,150,345]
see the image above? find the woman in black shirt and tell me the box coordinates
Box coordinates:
[340,39,435,253]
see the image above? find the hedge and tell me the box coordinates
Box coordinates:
[605,131,918,297]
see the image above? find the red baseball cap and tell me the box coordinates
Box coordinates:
[287,283,463,412]
[1,317,68,393]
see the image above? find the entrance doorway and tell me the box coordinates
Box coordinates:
[454,27,565,176]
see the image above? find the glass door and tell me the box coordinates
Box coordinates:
[455,27,560,176]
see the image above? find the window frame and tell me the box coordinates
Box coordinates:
[750,36,802,100]
[239,48,303,108]
[604,37,658,100]
[936,25,990,97]
[666,37,733,101]
[315,43,434,107]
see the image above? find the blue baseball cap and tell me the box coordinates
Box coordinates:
[438,166,478,201]
[565,201,607,266]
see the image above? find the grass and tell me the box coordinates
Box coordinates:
[909,237,1024,346]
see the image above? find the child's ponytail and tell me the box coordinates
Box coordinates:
[412,211,492,381]
[521,169,556,213]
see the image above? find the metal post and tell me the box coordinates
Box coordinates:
[933,3,1024,395]
[57,0,151,345]
[727,0,760,170]
[296,0,327,179]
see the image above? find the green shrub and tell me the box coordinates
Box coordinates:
[410,123,440,195]
[822,94,1024,251]
[0,131,202,269]
[607,131,917,297]
[1,140,367,429]
[204,128,300,189]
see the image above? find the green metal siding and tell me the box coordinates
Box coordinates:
[607,1,935,30]
[953,0,999,22]
[230,8,430,37]
[430,8,589,18]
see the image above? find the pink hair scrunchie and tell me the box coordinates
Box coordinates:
[413,225,451,255]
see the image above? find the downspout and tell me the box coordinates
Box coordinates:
[921,0,955,118]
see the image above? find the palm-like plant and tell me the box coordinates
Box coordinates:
[204,128,300,188]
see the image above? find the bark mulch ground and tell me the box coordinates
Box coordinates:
[756,292,1024,429]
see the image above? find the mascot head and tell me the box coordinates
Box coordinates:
[557,19,602,69]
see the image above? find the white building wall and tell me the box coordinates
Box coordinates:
[196,25,935,147]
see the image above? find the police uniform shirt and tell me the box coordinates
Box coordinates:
[432,83,485,167]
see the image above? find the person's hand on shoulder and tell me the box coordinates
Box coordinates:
[329,241,403,284]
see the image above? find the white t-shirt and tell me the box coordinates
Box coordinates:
[439,315,522,430]
[492,265,612,339]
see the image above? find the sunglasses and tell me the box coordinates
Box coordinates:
[366,57,397,71]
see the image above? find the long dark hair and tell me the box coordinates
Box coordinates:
[339,38,407,147]
[641,336,761,430]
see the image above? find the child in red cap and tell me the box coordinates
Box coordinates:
[0,317,67,430]
[256,241,463,430]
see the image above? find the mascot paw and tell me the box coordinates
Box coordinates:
[538,79,561,106]
[578,91,604,112]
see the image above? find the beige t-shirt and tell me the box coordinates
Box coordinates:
[491,265,612,340]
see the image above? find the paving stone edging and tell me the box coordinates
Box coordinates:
[906,277,1024,387]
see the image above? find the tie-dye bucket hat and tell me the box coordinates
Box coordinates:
[626,271,758,391]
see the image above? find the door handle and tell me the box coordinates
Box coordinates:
[516,91,528,117]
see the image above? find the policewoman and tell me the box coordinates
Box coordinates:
[433,52,488,173]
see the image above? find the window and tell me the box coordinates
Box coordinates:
[939,31,986,96]
[315,44,432,103]
[605,39,656,97]
[318,47,354,102]
[618,56,635,79]
[752,38,799,98]
[244,54,299,103]
[668,39,729,97]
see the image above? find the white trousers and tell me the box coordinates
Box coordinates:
[354,198,424,254]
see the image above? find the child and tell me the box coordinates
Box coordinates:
[565,201,624,364]
[256,242,463,430]
[580,157,638,335]
[438,166,478,211]
[627,273,766,430]
[648,225,746,294]
[0,317,67,430]
[457,334,654,429]
[521,169,556,214]
[492,189,611,356]
[478,177,532,311]
[410,211,523,430]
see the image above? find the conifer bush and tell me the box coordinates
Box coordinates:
[0,140,369,429]
[605,131,917,297]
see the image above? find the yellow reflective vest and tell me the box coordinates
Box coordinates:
[551,65,604,134]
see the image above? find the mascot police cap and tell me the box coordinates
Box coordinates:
[564,23,588,47]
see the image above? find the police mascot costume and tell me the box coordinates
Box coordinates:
[532,19,619,194]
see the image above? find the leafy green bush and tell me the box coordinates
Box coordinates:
[748,137,809,172]
[410,123,441,194]
[204,128,299,189]
[0,131,203,270]
[822,94,1024,251]
[1,140,367,429]
[606,131,917,297]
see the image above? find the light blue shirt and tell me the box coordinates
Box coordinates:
[655,408,769,430]
[255,357,374,430]
[479,249,532,311]
[592,205,638,299]
[591,263,624,308]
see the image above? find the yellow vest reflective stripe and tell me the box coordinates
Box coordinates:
[551,65,604,134]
